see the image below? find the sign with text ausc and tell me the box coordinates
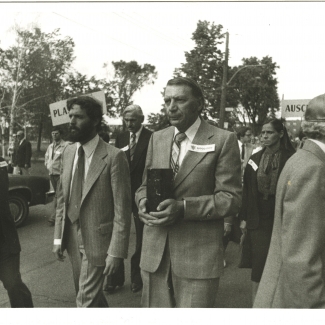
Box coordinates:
[281,99,310,119]
[49,91,107,126]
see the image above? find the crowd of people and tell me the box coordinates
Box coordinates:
[0,77,324,308]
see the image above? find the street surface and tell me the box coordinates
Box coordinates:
[0,202,252,308]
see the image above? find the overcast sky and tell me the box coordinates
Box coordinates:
[1,2,325,121]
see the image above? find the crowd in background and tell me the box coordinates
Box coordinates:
[1,78,324,309]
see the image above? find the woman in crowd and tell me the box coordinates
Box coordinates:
[239,119,296,304]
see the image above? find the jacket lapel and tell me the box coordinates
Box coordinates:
[156,127,174,168]
[131,128,150,172]
[81,139,108,203]
[62,144,77,204]
[174,122,214,189]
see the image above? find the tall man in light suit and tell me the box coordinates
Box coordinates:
[52,96,131,307]
[254,94,325,308]
[105,105,152,294]
[136,77,242,307]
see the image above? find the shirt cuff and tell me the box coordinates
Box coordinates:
[54,239,61,245]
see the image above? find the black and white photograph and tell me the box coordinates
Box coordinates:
[0,1,324,324]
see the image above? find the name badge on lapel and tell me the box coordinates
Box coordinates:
[248,159,258,171]
[189,144,215,153]
[121,145,129,152]
[55,151,61,155]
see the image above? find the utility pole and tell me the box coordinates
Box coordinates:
[219,32,229,129]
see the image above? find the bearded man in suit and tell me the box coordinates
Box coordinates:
[105,105,152,294]
[52,96,131,307]
[254,94,325,308]
[136,77,242,307]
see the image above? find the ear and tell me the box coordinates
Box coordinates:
[279,130,284,138]
[140,116,145,123]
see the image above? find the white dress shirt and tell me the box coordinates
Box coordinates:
[174,117,201,166]
[70,134,99,198]
[130,125,143,145]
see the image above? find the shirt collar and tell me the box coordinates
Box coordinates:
[130,125,143,139]
[77,134,99,158]
[174,117,201,142]
[54,139,65,147]
[309,139,325,154]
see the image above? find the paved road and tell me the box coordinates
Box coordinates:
[0,202,252,308]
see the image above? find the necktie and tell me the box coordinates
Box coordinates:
[130,133,136,161]
[67,146,85,223]
[170,132,187,177]
[241,143,245,160]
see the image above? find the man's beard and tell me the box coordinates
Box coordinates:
[68,122,94,143]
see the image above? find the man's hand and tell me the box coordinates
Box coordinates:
[224,223,232,237]
[52,245,65,262]
[148,199,184,227]
[138,198,159,226]
[103,256,123,276]
[24,164,29,169]
[240,220,247,235]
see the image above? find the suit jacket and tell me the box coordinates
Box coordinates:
[0,157,21,254]
[135,120,242,279]
[254,140,325,308]
[239,146,294,229]
[16,139,32,168]
[115,127,152,213]
[54,138,132,266]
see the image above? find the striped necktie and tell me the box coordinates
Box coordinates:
[130,133,136,161]
[67,146,84,224]
[170,132,187,177]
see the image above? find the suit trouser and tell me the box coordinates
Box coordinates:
[130,212,144,285]
[141,241,220,308]
[49,175,60,222]
[0,247,33,308]
[65,221,108,307]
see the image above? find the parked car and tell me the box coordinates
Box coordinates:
[8,174,50,227]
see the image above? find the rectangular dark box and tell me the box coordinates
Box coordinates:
[147,168,174,213]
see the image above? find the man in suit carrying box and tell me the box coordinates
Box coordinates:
[52,96,131,307]
[136,77,242,308]
[105,104,152,294]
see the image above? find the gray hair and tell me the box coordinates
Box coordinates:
[301,121,325,140]
[123,104,144,117]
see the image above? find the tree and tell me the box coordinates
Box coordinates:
[173,20,239,120]
[231,56,280,134]
[0,27,75,150]
[105,60,157,116]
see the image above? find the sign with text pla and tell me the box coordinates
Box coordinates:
[49,91,107,126]
[281,99,310,119]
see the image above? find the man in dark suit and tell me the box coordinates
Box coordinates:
[136,77,242,307]
[14,130,32,175]
[105,104,152,294]
[0,157,33,307]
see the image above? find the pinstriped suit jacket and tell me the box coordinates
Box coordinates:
[135,121,242,279]
[54,138,132,266]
